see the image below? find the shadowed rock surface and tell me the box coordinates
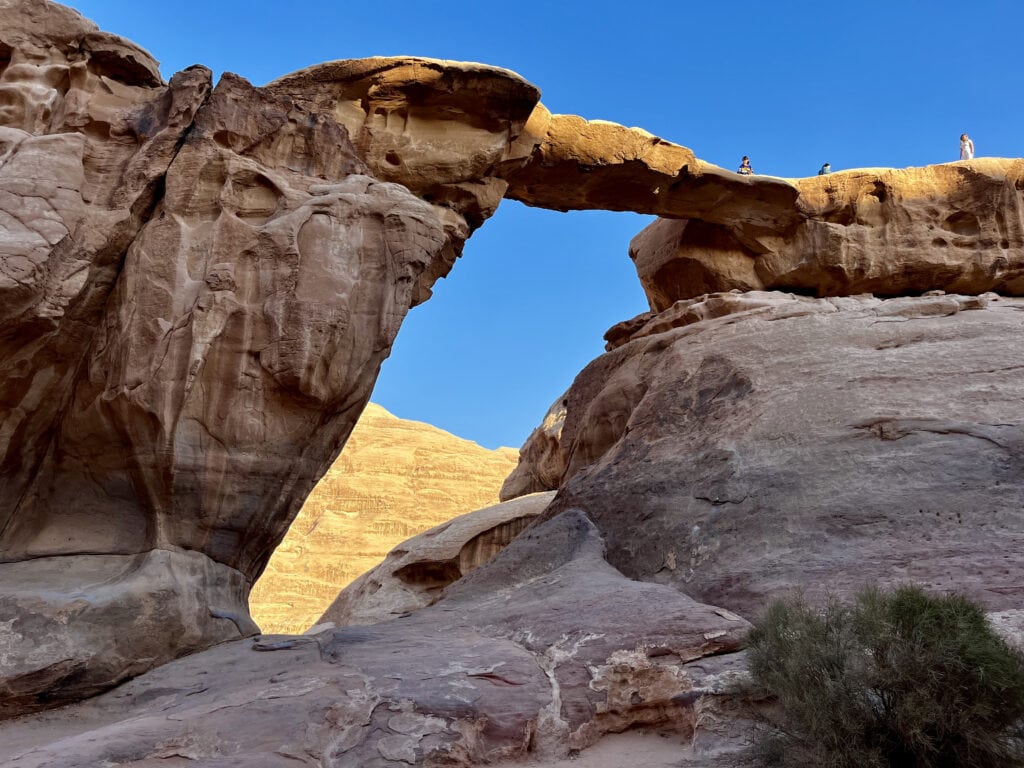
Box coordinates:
[508,291,1024,617]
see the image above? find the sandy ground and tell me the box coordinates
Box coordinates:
[499,729,693,768]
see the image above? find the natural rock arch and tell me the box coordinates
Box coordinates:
[3,0,1024,729]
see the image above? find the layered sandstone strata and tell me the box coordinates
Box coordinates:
[250,403,518,634]
[630,160,1024,309]
[319,491,554,627]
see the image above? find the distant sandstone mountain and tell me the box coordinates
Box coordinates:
[249,403,518,634]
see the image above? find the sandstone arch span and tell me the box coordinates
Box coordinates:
[3,0,1024,725]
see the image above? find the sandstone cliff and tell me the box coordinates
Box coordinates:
[0,0,541,715]
[250,403,517,634]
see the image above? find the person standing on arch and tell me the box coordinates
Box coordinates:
[737,156,754,175]
[959,133,975,160]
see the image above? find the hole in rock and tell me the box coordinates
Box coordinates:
[941,210,982,237]
[86,49,160,88]
[393,560,463,591]
[225,170,284,222]
[0,40,11,80]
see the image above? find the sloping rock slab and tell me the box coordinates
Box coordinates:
[0,512,749,767]
[508,291,1024,617]
[320,491,554,628]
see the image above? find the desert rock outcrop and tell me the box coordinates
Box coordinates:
[500,394,568,500]
[250,403,518,634]
[504,115,1024,305]
[631,160,1024,310]
[0,511,752,767]
[502,110,801,230]
[5,0,1024,763]
[0,0,541,715]
[506,290,1024,617]
[319,491,553,627]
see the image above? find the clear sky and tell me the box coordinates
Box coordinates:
[69,0,1024,449]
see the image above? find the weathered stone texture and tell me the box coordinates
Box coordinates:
[509,291,1024,618]
[319,491,553,628]
[0,511,751,767]
[4,1,1024,763]
[0,0,541,715]
[631,160,1024,310]
[266,56,542,301]
[500,393,567,500]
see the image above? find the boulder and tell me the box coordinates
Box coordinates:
[320,491,554,627]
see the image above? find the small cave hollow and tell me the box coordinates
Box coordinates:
[940,210,982,237]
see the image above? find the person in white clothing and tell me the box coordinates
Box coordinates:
[960,133,975,160]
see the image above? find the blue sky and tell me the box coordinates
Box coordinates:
[70,1,1024,449]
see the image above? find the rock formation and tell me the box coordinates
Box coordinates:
[506,290,1024,617]
[629,160,1024,310]
[1,510,751,767]
[320,491,554,627]
[4,0,1024,764]
[250,403,518,634]
[0,0,540,715]
[501,116,1024,306]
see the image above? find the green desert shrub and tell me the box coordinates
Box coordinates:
[746,585,1024,768]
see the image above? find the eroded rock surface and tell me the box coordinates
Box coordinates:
[505,114,1024,305]
[631,160,1024,310]
[500,394,567,500]
[320,491,554,627]
[0,0,542,715]
[502,109,800,229]
[251,403,519,634]
[0,511,751,767]
[508,291,1024,617]
[5,0,1024,761]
